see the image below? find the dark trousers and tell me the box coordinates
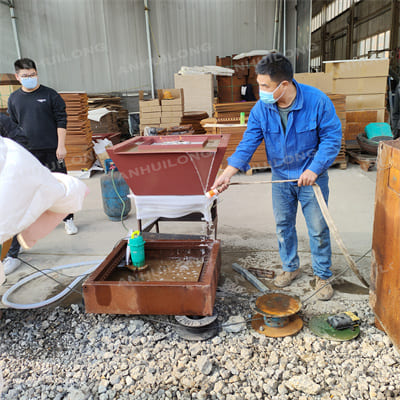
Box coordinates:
[7,149,73,258]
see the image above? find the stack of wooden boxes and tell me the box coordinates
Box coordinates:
[60,92,95,170]
[139,91,162,133]
[216,55,263,103]
[327,94,347,168]
[296,59,389,152]
[204,102,269,170]
[158,88,184,130]
[139,89,185,134]
[325,59,389,150]
[0,73,20,113]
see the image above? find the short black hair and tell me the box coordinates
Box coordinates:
[14,58,37,73]
[256,52,293,83]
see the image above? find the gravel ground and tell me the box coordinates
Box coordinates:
[0,276,399,400]
[0,234,398,400]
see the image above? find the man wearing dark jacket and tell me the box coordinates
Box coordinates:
[0,113,28,148]
[3,58,78,275]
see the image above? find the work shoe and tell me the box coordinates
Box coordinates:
[64,218,78,235]
[274,269,301,288]
[315,276,334,301]
[3,256,22,275]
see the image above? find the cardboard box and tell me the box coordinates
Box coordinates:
[294,72,333,93]
[140,116,161,124]
[139,123,160,129]
[0,84,20,107]
[161,117,181,124]
[333,77,387,95]
[158,88,184,106]
[346,94,385,110]
[161,111,183,118]
[139,90,160,111]
[324,59,390,79]
[96,150,111,169]
[174,74,214,117]
[140,105,161,113]
[140,111,162,119]
[162,104,184,112]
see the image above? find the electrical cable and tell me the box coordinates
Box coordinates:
[111,168,129,232]
[2,259,103,309]
[301,247,371,304]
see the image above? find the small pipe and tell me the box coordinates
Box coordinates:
[232,263,269,293]
[273,0,280,50]
[283,0,286,56]
[144,0,155,99]
[9,0,21,59]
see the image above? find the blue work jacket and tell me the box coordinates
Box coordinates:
[227,80,342,179]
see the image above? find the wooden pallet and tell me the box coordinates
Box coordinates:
[347,150,376,171]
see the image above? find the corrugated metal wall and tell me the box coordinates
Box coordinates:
[311,0,394,71]
[0,0,298,93]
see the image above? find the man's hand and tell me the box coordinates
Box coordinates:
[56,144,67,160]
[211,166,238,193]
[298,169,318,186]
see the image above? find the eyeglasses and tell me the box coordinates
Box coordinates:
[19,73,37,78]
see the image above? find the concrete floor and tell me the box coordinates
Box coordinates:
[0,162,376,309]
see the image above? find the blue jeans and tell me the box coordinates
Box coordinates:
[272,172,332,279]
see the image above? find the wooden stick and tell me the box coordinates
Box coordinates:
[229,179,298,185]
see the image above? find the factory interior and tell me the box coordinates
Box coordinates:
[0,1,400,399]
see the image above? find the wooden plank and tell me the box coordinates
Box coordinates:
[371,141,400,352]
[346,110,378,123]
[333,77,387,95]
[346,94,386,110]
[324,59,390,78]
[294,72,333,93]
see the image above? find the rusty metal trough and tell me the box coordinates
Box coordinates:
[83,239,221,316]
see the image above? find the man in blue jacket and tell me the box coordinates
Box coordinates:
[212,53,342,300]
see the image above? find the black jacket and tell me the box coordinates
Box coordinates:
[0,113,28,148]
[8,85,67,150]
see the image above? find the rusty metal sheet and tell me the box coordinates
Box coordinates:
[83,239,221,316]
[371,140,400,351]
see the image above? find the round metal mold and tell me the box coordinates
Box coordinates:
[252,313,303,338]
[174,314,219,341]
[175,314,218,328]
[254,293,302,318]
[308,314,360,341]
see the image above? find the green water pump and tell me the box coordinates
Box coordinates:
[128,230,146,268]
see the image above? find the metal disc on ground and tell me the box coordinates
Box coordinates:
[251,313,303,338]
[308,314,360,341]
[174,314,219,341]
[254,293,302,317]
[175,314,218,328]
